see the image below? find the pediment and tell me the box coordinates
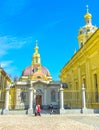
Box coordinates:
[32,80,49,85]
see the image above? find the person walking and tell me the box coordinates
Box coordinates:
[35,105,38,116]
[37,104,41,116]
[49,104,53,114]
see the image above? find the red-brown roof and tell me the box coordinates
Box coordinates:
[22,65,50,76]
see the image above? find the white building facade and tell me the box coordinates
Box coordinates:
[13,43,61,110]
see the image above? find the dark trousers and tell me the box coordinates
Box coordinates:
[35,112,41,116]
[37,112,41,116]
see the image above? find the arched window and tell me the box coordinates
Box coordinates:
[35,57,38,63]
[51,90,56,102]
[81,42,83,47]
[20,92,26,102]
[94,74,98,102]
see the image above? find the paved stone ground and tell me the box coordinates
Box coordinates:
[0,114,99,130]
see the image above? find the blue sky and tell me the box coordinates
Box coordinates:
[0,0,99,81]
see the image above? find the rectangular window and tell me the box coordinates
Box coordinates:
[35,58,38,63]
[83,78,86,88]
[94,74,98,102]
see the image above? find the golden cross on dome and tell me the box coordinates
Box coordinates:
[86,5,89,13]
[35,40,38,46]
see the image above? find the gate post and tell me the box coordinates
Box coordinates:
[28,84,33,114]
[81,83,88,113]
[3,87,10,114]
[59,84,65,114]
[82,84,86,109]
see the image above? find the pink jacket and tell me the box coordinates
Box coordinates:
[37,105,41,112]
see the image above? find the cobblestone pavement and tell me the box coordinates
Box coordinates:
[0,114,99,130]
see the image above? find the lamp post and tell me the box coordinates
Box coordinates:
[5,87,10,111]
[82,83,86,109]
[28,83,33,114]
[4,83,12,114]
[59,84,64,109]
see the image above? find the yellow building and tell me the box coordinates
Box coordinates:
[0,66,12,108]
[59,6,99,109]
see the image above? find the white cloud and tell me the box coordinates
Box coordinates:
[0,35,27,48]
[0,60,19,79]
[0,35,28,57]
[1,0,29,16]
[0,35,33,79]
[0,35,34,79]
[1,60,13,68]
[4,66,18,78]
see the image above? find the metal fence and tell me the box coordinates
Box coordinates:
[0,89,5,109]
[64,89,99,109]
[64,90,82,109]
[85,90,99,108]
[0,88,99,110]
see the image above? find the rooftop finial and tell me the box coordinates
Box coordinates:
[0,64,2,68]
[74,48,77,54]
[86,5,89,13]
[36,40,38,46]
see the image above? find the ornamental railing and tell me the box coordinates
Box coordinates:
[63,89,99,109]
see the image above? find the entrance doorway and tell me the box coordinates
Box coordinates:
[36,95,42,106]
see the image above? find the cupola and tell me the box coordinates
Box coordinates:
[77,5,97,48]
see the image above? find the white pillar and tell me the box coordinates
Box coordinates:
[60,84,64,109]
[44,88,47,105]
[82,84,86,109]
[28,85,34,114]
[29,87,33,110]
[33,89,36,105]
[15,88,21,109]
[5,88,9,110]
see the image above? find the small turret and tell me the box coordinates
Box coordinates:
[32,40,41,65]
[84,5,92,26]
[77,5,97,48]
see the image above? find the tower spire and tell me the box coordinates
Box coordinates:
[77,6,97,48]
[86,5,89,14]
[36,40,38,46]
[34,40,39,54]
[84,5,92,20]
[0,64,2,68]
[32,40,41,65]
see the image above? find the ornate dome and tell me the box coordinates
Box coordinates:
[84,12,92,19]
[77,5,97,48]
[22,65,50,77]
[84,5,92,19]
[20,42,52,81]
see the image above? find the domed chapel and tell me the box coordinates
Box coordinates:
[13,41,61,111]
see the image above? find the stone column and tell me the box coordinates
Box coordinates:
[81,83,89,114]
[59,84,64,109]
[28,83,33,114]
[29,87,33,109]
[33,89,36,105]
[15,88,21,109]
[5,87,10,110]
[44,88,47,105]
[82,84,86,109]
[3,87,10,114]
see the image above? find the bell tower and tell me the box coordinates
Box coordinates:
[77,5,97,48]
[32,40,41,65]
[84,5,92,26]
